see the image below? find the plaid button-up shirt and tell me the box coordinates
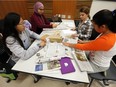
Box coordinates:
[76,19,93,40]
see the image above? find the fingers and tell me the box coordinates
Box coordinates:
[40,40,46,47]
[41,38,46,42]
[52,23,58,28]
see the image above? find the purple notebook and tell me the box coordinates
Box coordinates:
[60,57,75,74]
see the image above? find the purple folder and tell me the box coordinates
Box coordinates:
[60,57,75,74]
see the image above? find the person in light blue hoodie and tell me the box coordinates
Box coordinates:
[3,12,46,66]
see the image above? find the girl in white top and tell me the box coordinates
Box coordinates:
[63,9,116,73]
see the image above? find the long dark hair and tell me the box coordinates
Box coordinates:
[92,9,116,33]
[3,12,24,54]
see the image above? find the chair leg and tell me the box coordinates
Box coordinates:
[65,81,70,85]
[103,80,109,86]
[88,78,94,87]
[6,78,11,83]
[31,75,42,83]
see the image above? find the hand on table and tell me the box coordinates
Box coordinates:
[40,40,46,47]
[40,34,49,42]
[52,23,58,28]
[78,39,90,44]
[71,27,76,31]
[71,34,79,39]
[62,42,70,47]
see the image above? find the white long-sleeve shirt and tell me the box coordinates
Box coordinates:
[6,28,41,62]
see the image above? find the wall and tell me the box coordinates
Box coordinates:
[53,0,76,19]
[0,0,92,20]
[0,0,29,20]
[90,0,116,19]
[53,0,92,20]
[75,0,92,20]
[27,0,53,19]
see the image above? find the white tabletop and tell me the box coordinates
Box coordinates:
[43,19,75,31]
[12,40,89,83]
[12,20,89,83]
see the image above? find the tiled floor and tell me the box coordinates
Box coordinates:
[0,73,116,87]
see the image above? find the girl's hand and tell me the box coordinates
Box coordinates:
[40,38,46,42]
[71,27,76,31]
[40,40,46,47]
[78,39,84,43]
[50,22,53,25]
[78,39,90,44]
[52,23,58,28]
[40,34,49,42]
[71,34,78,39]
[62,42,70,47]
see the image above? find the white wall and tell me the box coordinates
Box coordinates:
[90,0,116,19]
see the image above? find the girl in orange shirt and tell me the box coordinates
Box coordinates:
[63,9,116,73]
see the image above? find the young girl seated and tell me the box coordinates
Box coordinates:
[63,9,116,73]
[3,12,46,66]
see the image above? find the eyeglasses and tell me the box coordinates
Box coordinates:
[39,9,44,11]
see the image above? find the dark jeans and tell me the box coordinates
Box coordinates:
[8,58,18,78]
[8,58,16,67]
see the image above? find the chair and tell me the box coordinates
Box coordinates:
[74,19,80,27]
[89,28,100,40]
[0,19,4,34]
[0,62,18,83]
[47,18,53,22]
[88,57,116,87]
[0,34,18,83]
[0,20,18,82]
[51,16,62,22]
[112,55,116,65]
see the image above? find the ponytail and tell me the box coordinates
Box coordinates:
[111,9,116,33]
[93,9,116,33]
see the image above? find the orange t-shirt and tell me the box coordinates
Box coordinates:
[75,33,116,51]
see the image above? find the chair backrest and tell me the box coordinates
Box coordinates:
[104,60,116,81]
[0,33,10,64]
[88,59,116,87]
[47,18,53,22]
[89,28,100,40]
[74,20,80,27]
[51,16,62,22]
[0,19,4,34]
[112,55,116,66]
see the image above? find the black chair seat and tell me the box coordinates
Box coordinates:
[88,60,116,87]
[104,61,116,81]
[89,29,100,40]
[89,72,105,80]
